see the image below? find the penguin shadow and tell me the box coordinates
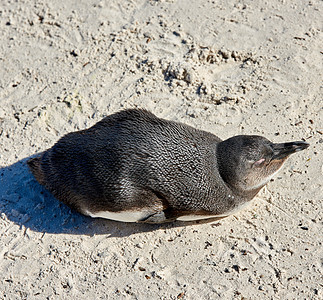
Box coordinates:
[0,156,206,237]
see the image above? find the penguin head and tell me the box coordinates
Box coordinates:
[216,135,309,192]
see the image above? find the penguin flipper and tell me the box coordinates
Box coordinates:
[138,211,176,224]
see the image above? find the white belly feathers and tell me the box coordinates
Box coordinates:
[84,209,151,223]
[176,214,227,221]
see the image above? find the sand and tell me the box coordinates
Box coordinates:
[0,0,322,299]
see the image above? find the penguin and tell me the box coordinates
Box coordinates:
[28,109,309,223]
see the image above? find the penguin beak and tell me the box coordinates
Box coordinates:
[271,141,310,160]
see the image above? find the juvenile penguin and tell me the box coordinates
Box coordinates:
[28,109,309,223]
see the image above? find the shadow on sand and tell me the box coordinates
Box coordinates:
[1,156,207,237]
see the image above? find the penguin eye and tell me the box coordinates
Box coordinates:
[253,158,265,167]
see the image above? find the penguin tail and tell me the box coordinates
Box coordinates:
[27,156,45,185]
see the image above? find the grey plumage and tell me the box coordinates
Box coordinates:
[28,109,309,223]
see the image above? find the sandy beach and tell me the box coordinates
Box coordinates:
[0,0,322,299]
